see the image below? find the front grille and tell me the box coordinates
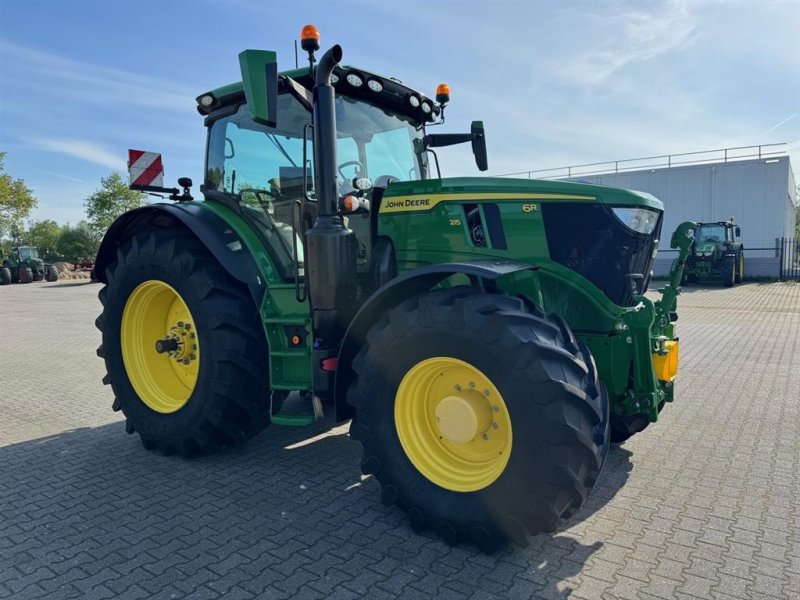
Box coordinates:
[541,203,662,306]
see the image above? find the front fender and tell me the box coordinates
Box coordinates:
[333,259,536,421]
[94,203,265,305]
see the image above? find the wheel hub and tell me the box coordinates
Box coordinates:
[434,391,493,444]
[154,322,197,365]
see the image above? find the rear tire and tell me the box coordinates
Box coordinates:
[18,267,33,283]
[45,265,58,282]
[0,267,10,285]
[96,225,272,456]
[348,287,609,549]
[722,255,735,287]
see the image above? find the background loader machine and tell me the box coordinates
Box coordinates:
[682,220,744,287]
[94,26,693,549]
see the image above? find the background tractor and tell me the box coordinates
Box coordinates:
[682,220,744,287]
[1,246,58,284]
[93,26,692,549]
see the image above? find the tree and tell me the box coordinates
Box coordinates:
[24,219,63,260]
[84,172,146,238]
[0,152,38,240]
[57,221,99,261]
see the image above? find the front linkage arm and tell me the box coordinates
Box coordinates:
[620,221,697,423]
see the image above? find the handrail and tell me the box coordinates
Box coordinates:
[495,143,787,180]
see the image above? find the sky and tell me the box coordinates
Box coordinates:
[1,0,798,225]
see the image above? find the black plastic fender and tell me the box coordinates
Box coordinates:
[94,203,265,305]
[333,259,537,421]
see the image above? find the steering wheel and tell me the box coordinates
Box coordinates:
[239,188,279,202]
[337,160,363,181]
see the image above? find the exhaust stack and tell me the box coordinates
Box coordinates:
[306,44,357,398]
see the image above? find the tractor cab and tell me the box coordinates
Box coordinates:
[196,44,485,296]
[694,221,740,252]
[15,246,40,261]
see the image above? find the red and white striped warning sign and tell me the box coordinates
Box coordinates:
[128,149,164,187]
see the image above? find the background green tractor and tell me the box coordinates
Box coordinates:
[682,220,744,287]
[93,27,692,549]
[1,246,58,284]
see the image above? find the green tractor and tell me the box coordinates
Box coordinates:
[1,246,58,284]
[682,220,744,287]
[94,27,693,548]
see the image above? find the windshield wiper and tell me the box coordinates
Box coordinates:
[265,133,298,168]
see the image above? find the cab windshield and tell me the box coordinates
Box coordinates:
[205,93,429,198]
[205,91,429,279]
[18,247,39,260]
[696,224,726,244]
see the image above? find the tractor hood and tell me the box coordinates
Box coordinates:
[381,177,664,211]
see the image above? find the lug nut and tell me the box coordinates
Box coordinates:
[453,384,461,392]
[468,382,475,388]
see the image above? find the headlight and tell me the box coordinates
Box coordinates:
[611,207,660,235]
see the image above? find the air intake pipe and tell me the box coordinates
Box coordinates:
[306,44,358,397]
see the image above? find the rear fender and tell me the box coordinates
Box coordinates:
[94,203,265,305]
[333,259,536,421]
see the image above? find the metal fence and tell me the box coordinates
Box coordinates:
[779,238,800,280]
[495,143,788,180]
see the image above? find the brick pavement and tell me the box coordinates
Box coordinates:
[0,280,798,599]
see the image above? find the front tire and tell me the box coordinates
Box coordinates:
[18,267,33,283]
[734,252,744,284]
[722,255,735,287]
[347,287,609,549]
[45,264,58,282]
[96,226,272,456]
[0,267,10,285]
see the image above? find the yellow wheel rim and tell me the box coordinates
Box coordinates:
[121,280,200,413]
[394,357,512,492]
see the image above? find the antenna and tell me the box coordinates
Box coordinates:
[294,39,298,69]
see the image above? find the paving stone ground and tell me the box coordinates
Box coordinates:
[1,280,798,599]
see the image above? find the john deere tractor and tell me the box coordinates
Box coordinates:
[94,26,693,548]
[682,220,744,287]
[1,246,58,284]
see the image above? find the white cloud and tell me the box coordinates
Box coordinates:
[29,139,125,171]
[0,41,195,112]
[549,0,696,85]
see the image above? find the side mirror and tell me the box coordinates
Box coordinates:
[424,121,489,172]
[471,121,488,172]
[735,226,741,237]
[238,49,278,127]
